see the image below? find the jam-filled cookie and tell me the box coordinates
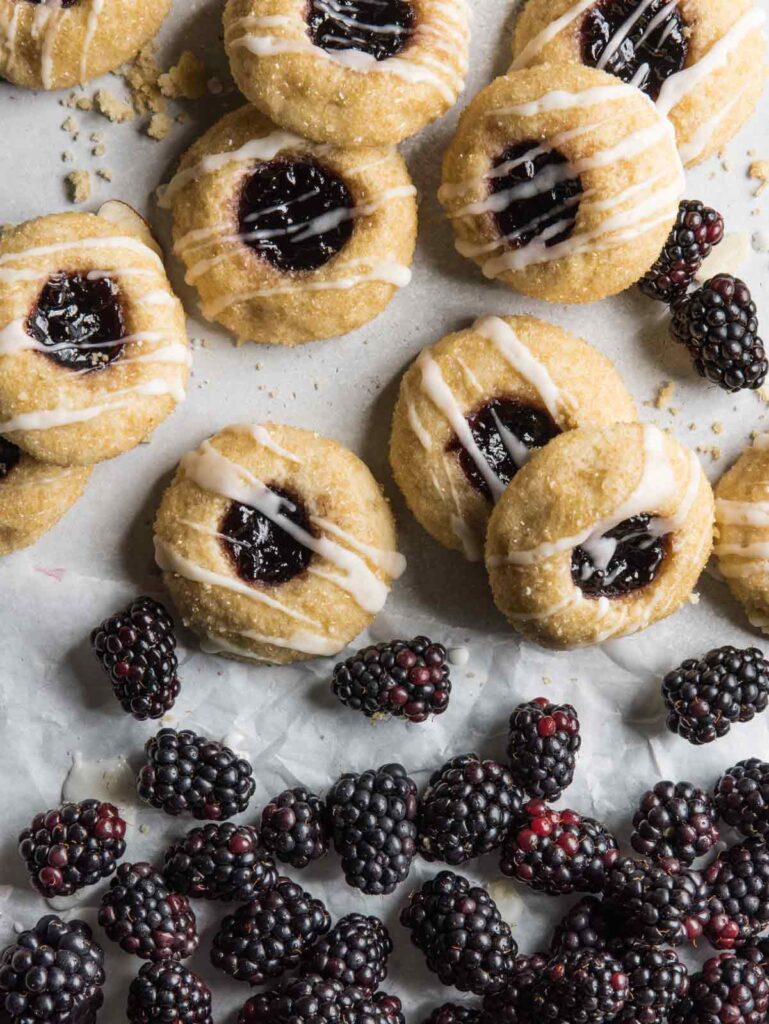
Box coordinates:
[0,0,172,91]
[486,423,714,648]
[223,0,470,146]
[0,437,91,555]
[390,315,637,561]
[154,423,405,664]
[510,0,767,167]
[439,65,684,304]
[0,210,190,467]
[161,106,417,346]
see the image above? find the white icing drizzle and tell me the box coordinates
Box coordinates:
[716,498,769,528]
[79,0,104,83]
[492,81,642,117]
[678,85,753,164]
[450,513,482,562]
[39,0,62,90]
[507,590,585,622]
[510,0,596,70]
[720,560,769,580]
[406,396,432,449]
[201,628,341,659]
[716,540,769,559]
[594,0,661,70]
[245,423,305,464]
[0,236,163,285]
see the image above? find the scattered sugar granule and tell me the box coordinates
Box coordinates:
[61,115,78,135]
[120,46,165,114]
[655,381,676,409]
[749,160,769,196]
[66,171,91,204]
[668,406,680,417]
[95,89,135,123]
[159,51,206,100]
[147,113,173,140]
[688,592,701,606]
[96,168,113,181]
[696,232,750,281]
[712,421,724,435]
[688,422,697,431]
[696,445,722,462]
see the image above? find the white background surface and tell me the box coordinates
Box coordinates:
[1,0,769,1019]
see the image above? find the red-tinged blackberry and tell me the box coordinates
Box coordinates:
[670,275,767,393]
[499,801,619,896]
[163,822,278,902]
[639,200,724,305]
[551,897,617,955]
[662,647,769,745]
[400,870,518,996]
[704,838,769,950]
[507,697,581,802]
[738,938,769,966]
[611,941,689,1024]
[302,913,392,991]
[260,786,329,869]
[137,727,256,820]
[127,961,212,1024]
[673,953,769,1024]
[91,596,181,720]
[422,1005,482,1024]
[714,760,769,838]
[479,952,547,1024]
[418,753,524,865]
[0,916,105,1024]
[630,781,720,866]
[98,861,199,961]
[531,950,629,1024]
[17,799,127,899]
[326,763,418,896]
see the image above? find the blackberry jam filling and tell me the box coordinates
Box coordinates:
[447,397,560,501]
[0,438,21,479]
[491,142,582,251]
[221,488,314,586]
[581,0,688,101]
[238,160,355,273]
[23,0,78,6]
[27,272,125,372]
[572,514,667,599]
[307,0,414,61]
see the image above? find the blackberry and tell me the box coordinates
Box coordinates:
[422,1006,482,1024]
[332,636,451,724]
[714,760,769,838]
[499,801,618,896]
[211,876,331,985]
[532,950,629,1024]
[400,870,517,996]
[163,822,278,902]
[260,786,329,869]
[91,596,181,720]
[372,993,405,1024]
[98,861,199,961]
[673,953,769,1024]
[630,781,720,865]
[738,938,769,966]
[639,200,724,305]
[705,838,769,949]
[418,753,524,865]
[326,763,418,895]
[611,941,689,1024]
[17,799,127,898]
[236,975,398,1024]
[127,961,212,1024]
[302,913,392,991]
[137,727,256,820]
[507,697,581,802]
[0,916,104,1024]
[662,647,769,745]
[670,274,767,393]
[480,952,548,1024]
[551,897,616,955]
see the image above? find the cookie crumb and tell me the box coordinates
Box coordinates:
[688,592,701,606]
[655,381,676,409]
[119,46,165,114]
[92,143,106,157]
[61,150,74,163]
[688,422,697,431]
[696,444,722,461]
[159,51,207,100]
[749,160,769,197]
[147,113,173,140]
[61,115,78,135]
[712,421,724,435]
[758,386,769,405]
[66,170,91,204]
[96,168,113,182]
[94,89,135,123]
[75,94,93,111]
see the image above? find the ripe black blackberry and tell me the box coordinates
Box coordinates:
[98,861,198,961]
[0,915,105,1024]
[673,953,769,1024]
[400,870,517,996]
[670,274,767,393]
[163,822,278,902]
[662,646,769,745]
[332,636,451,724]
[137,728,256,820]
[630,781,720,865]
[211,876,331,985]
[480,952,547,1024]
[91,596,181,720]
[260,786,329,869]
[714,760,769,838]
[372,992,405,1024]
[551,897,616,955]
[17,799,127,898]
[499,801,618,896]
[237,975,399,1024]
[507,697,581,802]
[422,1005,482,1024]
[531,950,629,1024]
[639,200,724,305]
[302,913,392,991]
[704,838,769,949]
[326,763,418,896]
[611,941,689,1024]
[417,753,524,865]
[127,961,212,1024]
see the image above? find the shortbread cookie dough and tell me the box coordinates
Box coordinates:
[0,0,172,91]
[0,211,190,467]
[439,65,683,304]
[0,437,91,556]
[162,106,417,346]
[154,423,405,665]
[223,0,470,146]
[486,423,714,649]
[510,0,767,167]
[390,315,637,560]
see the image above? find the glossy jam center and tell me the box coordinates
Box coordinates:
[571,513,667,599]
[491,142,582,251]
[0,439,21,479]
[581,0,688,101]
[238,160,355,273]
[221,489,314,586]
[307,0,414,61]
[27,273,125,372]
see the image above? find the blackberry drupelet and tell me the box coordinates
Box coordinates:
[630,781,720,865]
[400,870,517,996]
[127,961,212,1024]
[705,838,769,949]
[98,861,198,961]
[673,953,769,1024]
[479,952,547,1024]
[551,897,616,955]
[531,950,629,1024]
[371,992,405,1024]
[507,697,581,802]
[422,1006,482,1024]
[163,822,278,902]
[332,636,451,724]
[260,786,329,869]
[17,799,127,899]
[236,974,397,1024]
[302,913,392,991]
[639,200,724,305]
[91,596,181,720]
[137,728,256,820]
[670,275,767,393]
[612,941,689,1024]
[714,760,769,838]
[417,753,524,865]
[662,647,769,745]
[326,763,418,896]
[0,916,105,1024]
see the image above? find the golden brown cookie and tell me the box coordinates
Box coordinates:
[485,423,714,648]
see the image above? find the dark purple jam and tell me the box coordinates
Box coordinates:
[221,488,314,586]
[0,438,21,479]
[571,514,667,599]
[23,0,78,6]
[307,0,414,61]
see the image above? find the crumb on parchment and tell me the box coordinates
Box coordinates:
[119,46,165,115]
[712,422,724,435]
[94,89,135,123]
[159,51,207,100]
[147,113,173,140]
[749,160,769,196]
[66,171,91,204]
[655,381,676,409]
[96,168,114,182]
